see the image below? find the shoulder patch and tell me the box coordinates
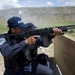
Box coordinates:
[0,38,6,45]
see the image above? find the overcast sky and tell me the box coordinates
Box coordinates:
[0,0,75,10]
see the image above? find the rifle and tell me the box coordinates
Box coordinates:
[1,25,75,47]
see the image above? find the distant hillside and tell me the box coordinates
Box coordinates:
[0,6,75,29]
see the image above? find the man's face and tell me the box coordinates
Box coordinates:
[11,27,24,34]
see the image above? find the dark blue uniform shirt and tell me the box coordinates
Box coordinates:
[0,33,53,75]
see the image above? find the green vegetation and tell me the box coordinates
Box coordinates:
[0,6,75,37]
[0,22,8,33]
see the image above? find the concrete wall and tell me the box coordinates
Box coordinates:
[54,34,75,75]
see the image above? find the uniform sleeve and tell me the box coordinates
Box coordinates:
[0,38,27,58]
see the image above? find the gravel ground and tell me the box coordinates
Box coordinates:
[38,43,54,57]
[0,43,54,75]
[0,55,4,75]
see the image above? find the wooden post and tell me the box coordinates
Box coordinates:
[54,34,75,75]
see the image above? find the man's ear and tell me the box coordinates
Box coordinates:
[11,28,15,33]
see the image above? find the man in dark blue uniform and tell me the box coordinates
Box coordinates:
[0,16,62,75]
